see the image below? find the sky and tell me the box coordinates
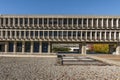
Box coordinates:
[0,0,120,15]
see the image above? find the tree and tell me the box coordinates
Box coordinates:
[93,44,109,53]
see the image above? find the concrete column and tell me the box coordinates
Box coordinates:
[95,31,97,40]
[33,30,35,39]
[14,41,16,53]
[81,43,86,55]
[81,31,82,40]
[42,18,44,27]
[17,18,19,26]
[23,18,25,26]
[28,18,30,26]
[76,31,78,39]
[32,18,34,27]
[62,31,63,39]
[24,30,26,39]
[71,31,73,39]
[1,30,3,38]
[3,18,5,26]
[96,18,98,28]
[48,42,50,53]
[86,31,87,40]
[22,41,25,53]
[38,30,40,39]
[109,31,111,40]
[101,18,103,28]
[42,30,44,39]
[87,18,88,28]
[0,18,0,26]
[37,18,39,27]
[5,42,8,53]
[72,18,73,27]
[67,18,68,27]
[29,30,30,38]
[91,18,93,28]
[62,18,63,27]
[77,18,78,27]
[106,19,108,28]
[39,41,42,53]
[119,31,120,41]
[57,18,58,27]
[82,18,83,28]
[116,19,119,28]
[52,18,54,27]
[5,30,7,39]
[114,31,116,40]
[31,41,33,53]
[104,31,106,40]
[90,30,92,40]
[100,31,101,40]
[115,43,120,55]
[111,19,113,28]
[79,44,82,53]
[19,30,21,39]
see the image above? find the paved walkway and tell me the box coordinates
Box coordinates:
[88,54,120,66]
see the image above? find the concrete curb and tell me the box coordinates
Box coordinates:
[0,55,57,58]
[87,55,120,66]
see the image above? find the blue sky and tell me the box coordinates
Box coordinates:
[0,0,120,15]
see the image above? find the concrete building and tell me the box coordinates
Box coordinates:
[0,15,120,55]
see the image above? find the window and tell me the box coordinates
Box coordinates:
[68,31,71,37]
[39,18,42,24]
[12,31,15,36]
[20,18,23,25]
[30,31,33,37]
[34,18,37,25]
[5,18,8,24]
[25,18,28,25]
[26,31,29,37]
[21,31,24,37]
[17,31,19,36]
[35,31,38,37]
[39,31,43,37]
[63,31,67,36]
[44,31,48,37]
[49,18,52,25]
[53,18,57,24]
[63,18,67,25]
[78,31,81,37]
[49,31,52,37]
[15,18,18,25]
[44,18,47,24]
[54,31,57,37]
[58,31,62,37]
[58,18,62,25]
[73,31,76,37]
[10,18,13,25]
[73,19,77,25]
[29,18,33,25]
[68,18,72,25]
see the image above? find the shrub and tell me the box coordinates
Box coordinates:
[52,47,71,52]
[93,44,109,53]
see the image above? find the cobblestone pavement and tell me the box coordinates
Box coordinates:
[0,57,120,80]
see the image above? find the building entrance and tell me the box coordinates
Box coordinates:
[42,42,48,53]
[0,43,5,52]
[33,42,39,52]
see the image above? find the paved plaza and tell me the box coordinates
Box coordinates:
[0,56,119,80]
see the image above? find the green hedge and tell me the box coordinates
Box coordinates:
[52,47,71,52]
[93,44,109,53]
